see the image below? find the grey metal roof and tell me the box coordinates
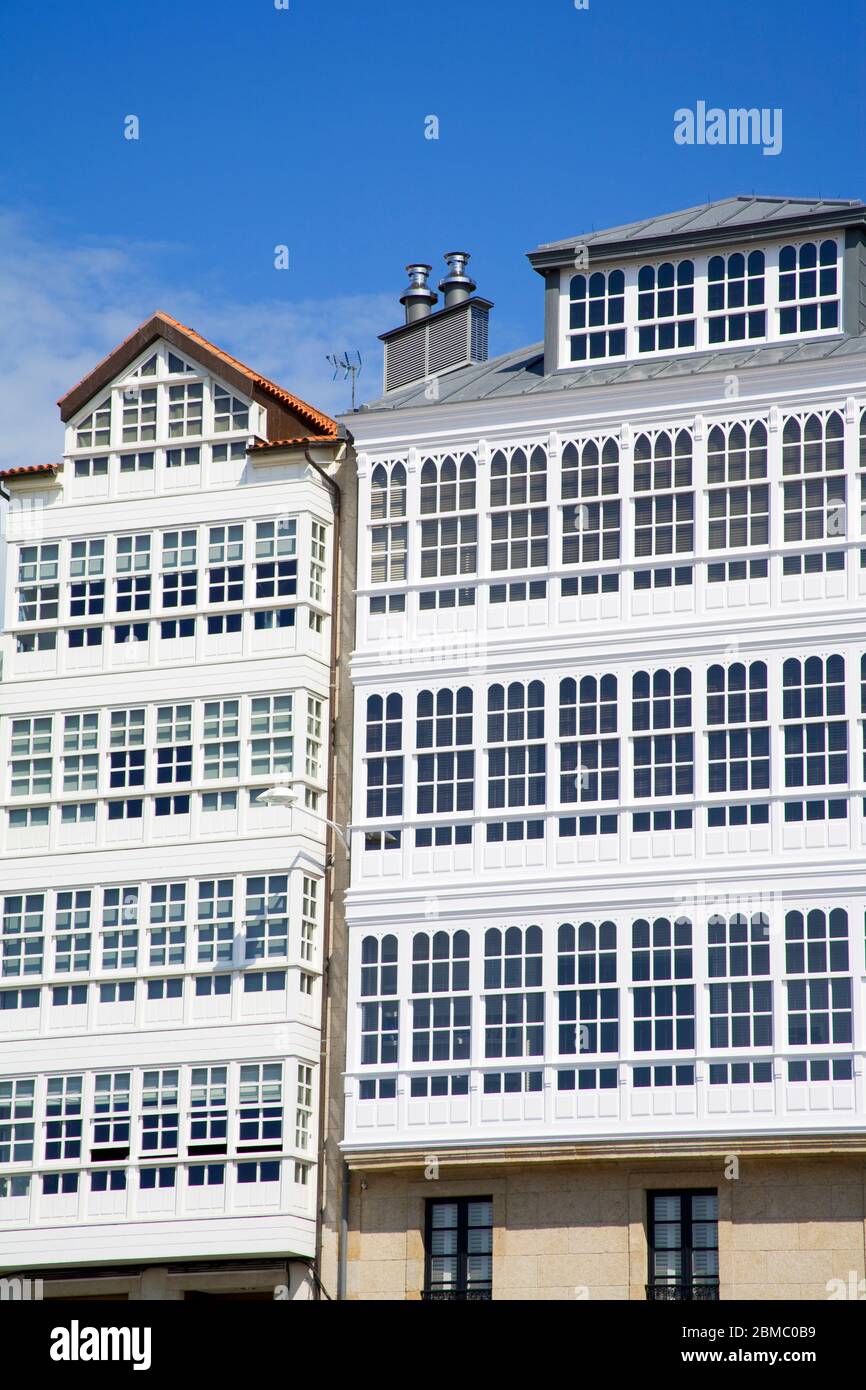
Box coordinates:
[355,333,866,415]
[534,196,866,255]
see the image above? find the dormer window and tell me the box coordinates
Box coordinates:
[637,261,695,353]
[707,252,766,343]
[778,240,839,334]
[121,387,157,443]
[76,400,111,449]
[556,236,844,368]
[167,352,194,374]
[568,270,625,362]
[131,354,158,377]
[213,386,249,433]
[168,382,203,437]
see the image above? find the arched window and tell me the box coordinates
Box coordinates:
[632,917,692,981]
[365,695,404,842]
[416,688,473,748]
[484,925,543,989]
[633,430,694,584]
[781,657,847,801]
[366,693,402,752]
[707,420,768,484]
[420,454,476,514]
[636,260,695,352]
[705,420,769,574]
[784,908,851,1045]
[707,250,766,343]
[707,911,772,1049]
[371,461,406,520]
[779,240,839,334]
[567,269,626,361]
[411,930,470,993]
[419,453,477,601]
[707,913,770,979]
[557,919,618,1055]
[559,675,619,805]
[561,436,621,570]
[489,445,549,585]
[359,935,399,1067]
[631,670,693,816]
[416,695,475,819]
[562,436,619,500]
[632,668,691,731]
[360,934,398,996]
[490,445,547,508]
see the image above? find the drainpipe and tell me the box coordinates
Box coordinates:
[339,1155,349,1301]
[304,440,349,1300]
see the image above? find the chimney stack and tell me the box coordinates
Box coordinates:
[381,252,492,393]
[438,251,476,308]
[400,264,438,323]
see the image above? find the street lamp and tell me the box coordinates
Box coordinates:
[256,784,351,857]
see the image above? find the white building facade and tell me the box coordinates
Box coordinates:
[0,313,346,1300]
[340,200,866,1301]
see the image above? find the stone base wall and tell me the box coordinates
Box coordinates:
[345,1156,866,1301]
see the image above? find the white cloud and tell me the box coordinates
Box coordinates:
[0,211,392,469]
[201,295,393,421]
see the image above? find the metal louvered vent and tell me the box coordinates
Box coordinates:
[428,314,467,373]
[385,324,427,390]
[382,300,492,394]
[470,305,488,362]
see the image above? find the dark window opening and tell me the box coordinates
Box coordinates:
[423,1197,493,1301]
[647,1189,719,1301]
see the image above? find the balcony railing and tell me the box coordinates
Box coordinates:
[646,1282,719,1302]
[422,1287,493,1301]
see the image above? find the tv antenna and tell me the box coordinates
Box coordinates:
[326,350,362,410]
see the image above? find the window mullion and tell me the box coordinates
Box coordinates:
[767,410,784,606]
[404,449,420,601]
[693,256,708,352]
[457,1199,469,1294]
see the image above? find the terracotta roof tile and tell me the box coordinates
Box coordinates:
[152,313,338,436]
[0,462,61,480]
[57,311,339,439]
[250,435,345,452]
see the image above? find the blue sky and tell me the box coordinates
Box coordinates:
[1,0,864,464]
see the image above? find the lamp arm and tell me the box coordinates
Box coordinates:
[298,805,350,855]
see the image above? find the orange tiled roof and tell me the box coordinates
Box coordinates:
[154,313,339,436]
[0,462,61,480]
[58,311,339,439]
[250,435,345,452]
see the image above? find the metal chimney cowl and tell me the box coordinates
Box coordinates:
[400,264,438,324]
[382,252,493,393]
[438,251,477,308]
